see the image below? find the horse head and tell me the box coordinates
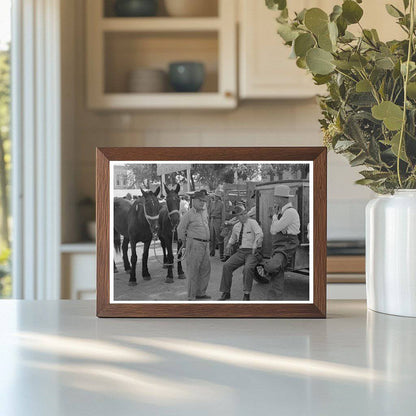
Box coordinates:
[164,183,181,230]
[140,186,160,237]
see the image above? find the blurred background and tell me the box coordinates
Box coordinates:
[2,0,404,300]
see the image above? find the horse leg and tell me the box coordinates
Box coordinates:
[122,236,131,271]
[160,237,168,269]
[142,240,151,280]
[129,240,138,286]
[165,237,174,284]
[177,239,185,279]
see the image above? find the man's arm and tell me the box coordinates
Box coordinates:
[270,210,294,235]
[252,220,264,251]
[227,223,238,247]
[177,211,191,242]
[221,202,226,226]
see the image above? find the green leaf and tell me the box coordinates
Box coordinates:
[294,33,315,57]
[375,56,395,70]
[385,4,404,18]
[403,0,410,10]
[356,79,372,92]
[318,31,333,52]
[304,8,329,35]
[333,59,353,70]
[339,31,356,42]
[296,57,307,69]
[336,15,348,36]
[350,152,368,167]
[334,139,356,152]
[350,53,368,69]
[355,178,377,185]
[277,23,299,42]
[295,8,307,22]
[266,0,287,11]
[371,29,380,42]
[306,48,335,75]
[382,132,409,162]
[342,0,363,24]
[372,101,404,130]
[330,5,343,22]
[407,82,416,99]
[313,74,332,85]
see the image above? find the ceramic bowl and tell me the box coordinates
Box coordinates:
[168,62,205,93]
[114,0,158,17]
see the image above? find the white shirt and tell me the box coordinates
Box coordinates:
[270,202,300,235]
[228,218,263,250]
[179,199,189,216]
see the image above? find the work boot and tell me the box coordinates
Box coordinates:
[218,292,230,301]
[243,293,250,301]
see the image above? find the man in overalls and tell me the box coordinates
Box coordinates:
[209,190,226,260]
[177,190,211,301]
[264,185,300,300]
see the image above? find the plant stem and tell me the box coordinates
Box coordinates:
[398,0,415,188]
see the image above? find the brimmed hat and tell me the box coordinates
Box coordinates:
[232,204,247,217]
[214,190,223,198]
[192,190,208,201]
[274,185,294,198]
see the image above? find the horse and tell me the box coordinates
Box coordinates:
[158,184,185,283]
[128,187,160,285]
[114,197,133,273]
[114,188,160,286]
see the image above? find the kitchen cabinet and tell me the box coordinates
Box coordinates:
[239,0,324,99]
[238,0,405,99]
[86,0,237,109]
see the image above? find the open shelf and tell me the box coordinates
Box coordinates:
[103,0,219,18]
[104,31,218,94]
[86,0,236,109]
[101,17,221,32]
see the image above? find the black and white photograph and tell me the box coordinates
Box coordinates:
[110,161,313,303]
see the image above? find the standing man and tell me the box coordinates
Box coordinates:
[219,205,263,301]
[264,185,300,300]
[177,190,211,301]
[209,190,226,260]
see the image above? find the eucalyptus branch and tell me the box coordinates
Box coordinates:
[397,0,415,187]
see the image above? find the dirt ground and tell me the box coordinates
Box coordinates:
[113,241,310,302]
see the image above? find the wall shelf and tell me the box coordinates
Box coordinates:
[86,0,236,110]
[101,17,221,32]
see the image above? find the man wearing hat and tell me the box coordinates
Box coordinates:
[219,204,263,301]
[208,190,226,260]
[265,184,300,300]
[177,190,212,301]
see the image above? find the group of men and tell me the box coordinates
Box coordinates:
[176,184,301,301]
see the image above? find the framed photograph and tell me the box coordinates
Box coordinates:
[96,147,327,318]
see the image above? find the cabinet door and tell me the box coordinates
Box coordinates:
[239,0,321,99]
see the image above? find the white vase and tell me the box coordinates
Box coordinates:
[366,190,416,317]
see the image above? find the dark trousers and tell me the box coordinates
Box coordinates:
[264,233,299,300]
[209,218,224,257]
[220,248,259,293]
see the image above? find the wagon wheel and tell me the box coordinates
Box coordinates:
[254,263,270,284]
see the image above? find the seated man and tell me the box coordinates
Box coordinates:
[219,205,263,301]
[264,185,300,300]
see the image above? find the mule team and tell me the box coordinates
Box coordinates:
[114,183,300,301]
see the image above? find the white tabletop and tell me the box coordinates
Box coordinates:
[0,300,415,416]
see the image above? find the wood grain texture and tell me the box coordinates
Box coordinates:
[327,256,365,274]
[96,147,327,318]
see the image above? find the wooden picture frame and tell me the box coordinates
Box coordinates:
[97,147,327,318]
